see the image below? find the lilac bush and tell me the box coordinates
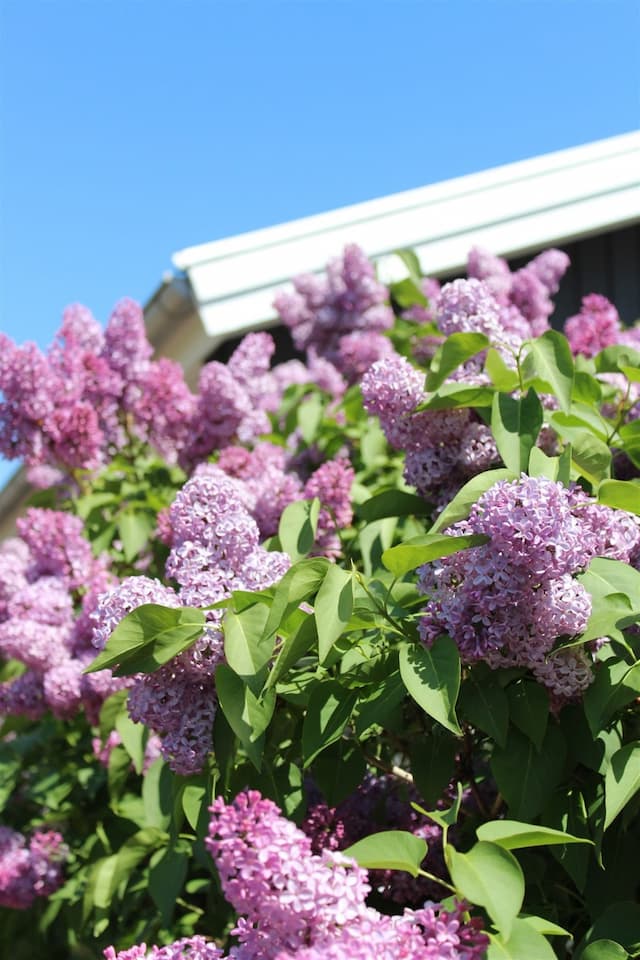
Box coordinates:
[1,241,640,960]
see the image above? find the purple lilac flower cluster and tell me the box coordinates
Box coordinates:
[0,826,67,909]
[0,300,166,475]
[467,246,570,338]
[0,510,123,723]
[274,244,394,381]
[215,444,304,538]
[1,305,327,483]
[92,471,291,774]
[301,774,449,906]
[302,458,355,559]
[200,789,488,960]
[563,293,640,358]
[361,353,499,507]
[104,937,222,960]
[418,475,640,704]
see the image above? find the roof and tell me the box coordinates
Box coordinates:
[171,130,640,342]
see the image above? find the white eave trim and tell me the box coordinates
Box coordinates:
[173,131,640,339]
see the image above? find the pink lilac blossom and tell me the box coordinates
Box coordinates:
[0,509,123,723]
[467,246,570,337]
[207,789,372,956]
[361,354,499,505]
[418,474,640,702]
[16,508,94,589]
[133,358,197,463]
[564,294,623,357]
[216,444,303,538]
[0,670,47,720]
[303,459,354,559]
[361,353,425,450]
[336,331,394,382]
[274,245,393,370]
[103,936,223,960]
[0,826,67,909]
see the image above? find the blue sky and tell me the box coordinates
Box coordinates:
[0,0,639,484]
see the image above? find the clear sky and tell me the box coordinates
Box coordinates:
[0,0,639,485]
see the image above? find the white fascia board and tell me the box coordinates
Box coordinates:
[173,132,640,338]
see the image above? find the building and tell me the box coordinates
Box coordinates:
[1,130,639,536]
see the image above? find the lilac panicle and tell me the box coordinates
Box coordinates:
[274,244,393,370]
[303,458,354,559]
[0,826,67,909]
[418,474,640,704]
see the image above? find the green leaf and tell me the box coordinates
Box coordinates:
[382,533,489,577]
[578,558,640,648]
[528,446,567,483]
[595,343,640,373]
[419,381,495,409]
[357,490,432,522]
[297,394,324,444]
[115,711,146,774]
[393,247,424,284]
[312,739,366,807]
[581,941,629,960]
[182,780,208,831]
[430,469,516,533]
[550,407,610,444]
[522,329,574,413]
[459,673,509,747]
[506,681,549,751]
[598,480,640,516]
[142,757,173,830]
[224,602,273,684]
[492,726,566,820]
[520,915,571,937]
[582,902,640,956]
[216,664,274,770]
[604,741,640,830]
[410,729,458,807]
[356,671,406,738]
[584,655,640,736]
[485,348,521,392]
[314,565,354,664]
[447,841,524,938]
[149,845,189,927]
[390,276,428,308]
[425,332,490,391]
[399,637,461,736]
[477,819,593,850]
[488,918,559,960]
[266,615,318,690]
[86,603,205,676]
[344,830,427,876]
[302,681,357,768]
[0,745,20,810]
[491,388,543,474]
[278,498,321,561]
[571,430,612,488]
[118,510,155,563]
[262,558,329,641]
